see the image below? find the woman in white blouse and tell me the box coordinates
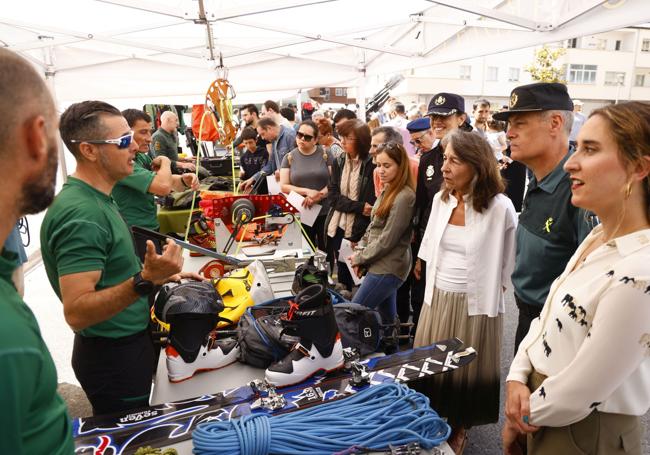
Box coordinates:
[414,130,517,453]
[503,101,650,455]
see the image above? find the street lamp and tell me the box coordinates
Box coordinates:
[614,73,625,104]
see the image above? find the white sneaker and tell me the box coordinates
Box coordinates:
[166,338,240,383]
[265,337,344,387]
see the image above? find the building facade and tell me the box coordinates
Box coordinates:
[389,25,650,115]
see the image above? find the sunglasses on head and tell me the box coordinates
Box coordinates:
[71,131,134,149]
[296,131,315,141]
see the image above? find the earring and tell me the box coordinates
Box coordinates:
[624,182,632,199]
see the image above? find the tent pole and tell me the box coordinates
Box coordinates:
[356,68,367,121]
[42,43,68,182]
[296,90,303,122]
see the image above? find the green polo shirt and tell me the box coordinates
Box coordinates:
[0,249,74,454]
[41,177,148,338]
[512,152,594,307]
[112,152,159,230]
[152,127,179,162]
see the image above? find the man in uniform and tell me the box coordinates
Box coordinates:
[492,83,594,352]
[41,100,190,415]
[0,47,74,455]
[152,111,210,179]
[112,109,199,233]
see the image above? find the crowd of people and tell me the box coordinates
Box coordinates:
[1,46,649,455]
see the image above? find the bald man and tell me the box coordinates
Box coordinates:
[0,48,74,453]
[151,111,196,172]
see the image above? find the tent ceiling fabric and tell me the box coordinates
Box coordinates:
[2,0,649,104]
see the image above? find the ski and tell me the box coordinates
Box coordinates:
[73,338,475,454]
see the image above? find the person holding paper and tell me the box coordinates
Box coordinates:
[280,120,333,250]
[326,119,376,292]
[350,142,415,326]
[413,130,517,453]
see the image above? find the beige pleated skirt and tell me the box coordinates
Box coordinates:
[412,286,503,428]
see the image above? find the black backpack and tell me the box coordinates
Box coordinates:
[237,291,385,367]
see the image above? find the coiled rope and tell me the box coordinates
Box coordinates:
[192,383,450,455]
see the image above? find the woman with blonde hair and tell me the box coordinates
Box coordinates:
[350,142,415,324]
[414,130,517,453]
[503,101,650,455]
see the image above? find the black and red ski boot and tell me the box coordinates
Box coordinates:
[265,284,344,386]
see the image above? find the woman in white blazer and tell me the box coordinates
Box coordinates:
[413,130,517,453]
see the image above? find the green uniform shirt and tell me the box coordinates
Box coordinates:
[511,152,594,307]
[151,127,179,162]
[41,177,148,338]
[112,153,159,230]
[0,249,74,454]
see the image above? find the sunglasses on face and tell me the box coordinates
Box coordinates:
[71,131,134,149]
[296,131,315,141]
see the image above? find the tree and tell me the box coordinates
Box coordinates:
[525,45,566,83]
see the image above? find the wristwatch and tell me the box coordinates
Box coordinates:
[133,272,154,296]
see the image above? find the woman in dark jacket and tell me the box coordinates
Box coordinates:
[326,119,376,291]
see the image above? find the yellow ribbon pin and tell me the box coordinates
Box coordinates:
[544,217,554,233]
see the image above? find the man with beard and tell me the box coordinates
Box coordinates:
[0,48,73,453]
[41,101,187,415]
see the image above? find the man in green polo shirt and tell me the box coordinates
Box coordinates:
[152,110,211,179]
[41,101,189,415]
[112,109,199,232]
[493,83,594,353]
[0,48,73,454]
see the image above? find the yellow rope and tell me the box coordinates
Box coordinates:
[183,109,211,242]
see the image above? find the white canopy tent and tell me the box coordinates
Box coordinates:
[3,0,650,111]
[3,0,650,258]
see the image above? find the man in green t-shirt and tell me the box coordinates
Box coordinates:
[112,109,199,232]
[152,110,210,179]
[0,48,74,454]
[41,101,196,415]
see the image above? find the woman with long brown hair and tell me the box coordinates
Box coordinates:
[414,130,517,453]
[350,142,415,324]
[503,102,650,455]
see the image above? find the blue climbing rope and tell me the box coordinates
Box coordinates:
[192,383,450,455]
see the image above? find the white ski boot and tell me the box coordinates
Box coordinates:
[167,336,239,383]
[265,284,344,386]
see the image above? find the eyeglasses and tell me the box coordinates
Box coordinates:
[71,131,134,149]
[409,131,430,146]
[296,131,315,142]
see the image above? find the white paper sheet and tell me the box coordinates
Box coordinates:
[339,238,363,286]
[266,175,282,195]
[286,191,321,227]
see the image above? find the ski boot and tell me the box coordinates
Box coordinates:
[166,333,239,383]
[265,284,344,386]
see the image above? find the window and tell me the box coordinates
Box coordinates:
[596,39,607,50]
[615,40,622,51]
[604,71,625,86]
[335,88,347,97]
[567,38,578,48]
[567,64,597,84]
[635,74,645,87]
[508,67,520,82]
[486,66,498,81]
[459,65,471,80]
[642,39,650,52]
